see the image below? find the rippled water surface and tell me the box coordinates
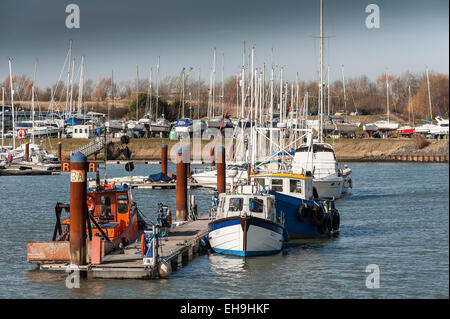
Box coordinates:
[0,162,448,298]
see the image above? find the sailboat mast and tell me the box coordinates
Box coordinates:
[386,70,390,123]
[319,0,324,143]
[212,48,216,118]
[78,56,84,116]
[221,53,224,116]
[342,64,347,114]
[136,65,139,120]
[69,58,75,115]
[156,56,160,119]
[426,67,433,120]
[9,59,16,149]
[31,59,37,145]
[148,67,152,118]
[65,40,72,119]
[327,65,330,117]
[1,87,4,150]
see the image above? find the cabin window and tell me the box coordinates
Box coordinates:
[101,196,113,219]
[229,198,243,212]
[117,194,128,214]
[290,179,302,193]
[74,129,78,133]
[249,198,264,213]
[271,179,283,192]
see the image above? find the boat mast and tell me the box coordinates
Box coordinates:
[69,58,75,116]
[77,56,84,116]
[212,48,216,118]
[136,65,139,120]
[109,69,114,133]
[65,40,72,120]
[31,59,37,145]
[148,67,152,118]
[408,85,411,126]
[240,42,246,162]
[319,0,324,143]
[386,69,389,123]
[1,87,4,150]
[327,65,330,117]
[156,56,160,119]
[341,64,347,114]
[221,53,224,117]
[9,59,16,149]
[426,67,433,120]
[197,68,201,120]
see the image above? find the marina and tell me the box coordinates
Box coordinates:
[0,0,448,304]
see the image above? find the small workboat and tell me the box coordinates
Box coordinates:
[208,185,287,257]
[59,182,140,248]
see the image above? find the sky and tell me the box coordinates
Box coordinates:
[0,0,448,88]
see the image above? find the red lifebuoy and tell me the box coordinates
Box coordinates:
[18,130,24,139]
[141,233,146,255]
[87,195,95,211]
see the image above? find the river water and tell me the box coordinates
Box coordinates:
[0,162,448,298]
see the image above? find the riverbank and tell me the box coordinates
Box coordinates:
[4,137,445,162]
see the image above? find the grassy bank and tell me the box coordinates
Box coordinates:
[3,136,447,162]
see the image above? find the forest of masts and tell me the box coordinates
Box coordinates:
[1,47,448,123]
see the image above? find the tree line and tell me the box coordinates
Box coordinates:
[1,70,448,122]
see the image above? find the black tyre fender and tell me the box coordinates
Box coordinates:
[296,203,310,222]
[331,208,340,230]
[326,214,333,232]
[311,205,324,226]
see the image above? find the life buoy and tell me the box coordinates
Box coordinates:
[166,209,172,228]
[87,195,95,211]
[296,204,309,222]
[141,233,147,255]
[18,129,24,139]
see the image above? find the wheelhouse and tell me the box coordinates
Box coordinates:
[250,173,314,201]
[217,190,277,224]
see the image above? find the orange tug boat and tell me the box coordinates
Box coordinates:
[27,182,141,264]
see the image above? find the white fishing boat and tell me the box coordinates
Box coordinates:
[208,185,286,257]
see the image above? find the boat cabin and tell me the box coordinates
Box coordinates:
[250,173,314,201]
[87,185,133,239]
[62,184,135,241]
[217,189,277,223]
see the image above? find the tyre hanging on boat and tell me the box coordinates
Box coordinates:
[310,205,324,226]
[296,203,310,222]
[331,208,340,230]
[327,213,333,232]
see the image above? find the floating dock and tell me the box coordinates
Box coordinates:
[38,218,210,279]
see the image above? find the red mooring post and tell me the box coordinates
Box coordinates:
[217,146,226,194]
[69,152,88,266]
[161,144,168,175]
[25,142,29,162]
[58,142,62,162]
[176,147,187,221]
